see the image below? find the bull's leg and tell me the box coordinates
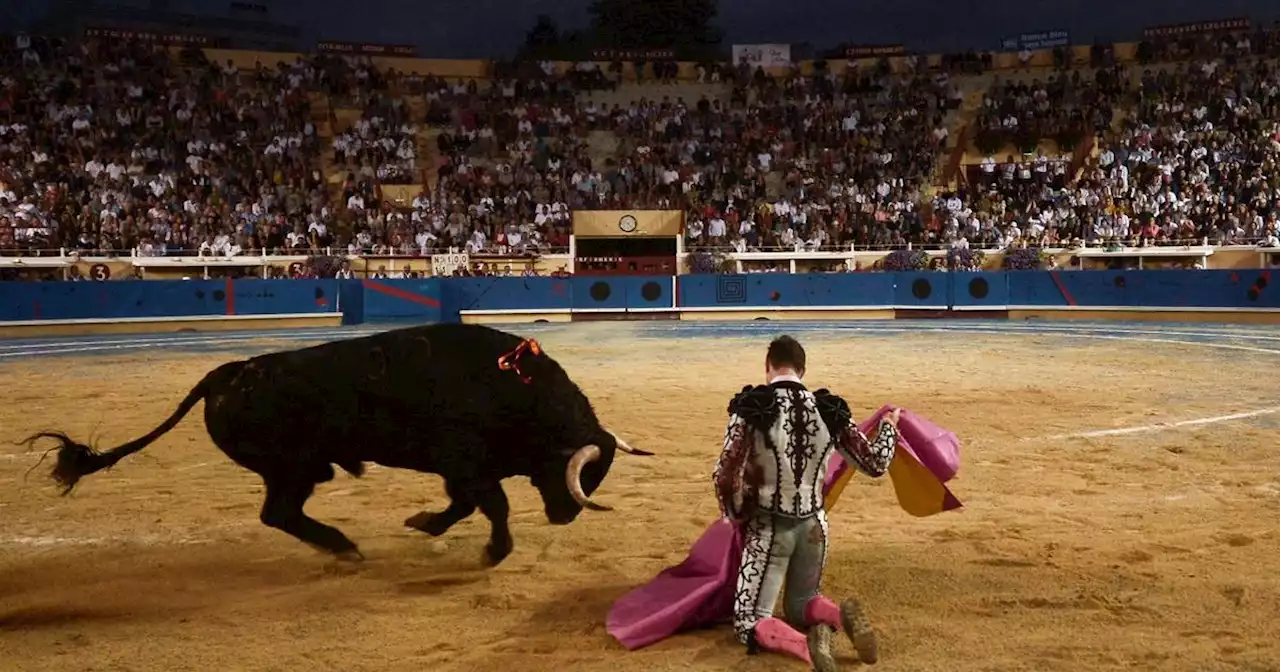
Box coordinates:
[405,479,475,537]
[259,475,363,561]
[472,484,513,567]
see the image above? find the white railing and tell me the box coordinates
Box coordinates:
[0,243,1276,277]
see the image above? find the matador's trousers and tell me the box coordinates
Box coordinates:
[732,508,829,643]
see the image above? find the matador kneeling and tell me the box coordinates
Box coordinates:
[713,335,899,671]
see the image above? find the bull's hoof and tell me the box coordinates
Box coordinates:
[334,548,366,563]
[405,511,449,537]
[483,541,512,567]
[322,549,365,576]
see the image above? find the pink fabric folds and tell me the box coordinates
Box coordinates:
[606,406,961,650]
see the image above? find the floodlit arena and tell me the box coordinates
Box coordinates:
[1,319,1278,671]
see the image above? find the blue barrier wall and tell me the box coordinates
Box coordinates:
[0,279,340,321]
[439,276,673,314]
[360,279,443,322]
[0,271,1274,326]
[950,272,1010,310]
[1002,269,1279,309]
[677,274,895,308]
[444,277,572,314]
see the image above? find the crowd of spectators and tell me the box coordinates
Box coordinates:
[331,94,420,185]
[1,36,333,257]
[932,32,1280,251]
[411,57,956,257]
[1079,54,1280,246]
[3,28,1280,264]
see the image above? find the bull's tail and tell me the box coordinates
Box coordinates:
[26,363,231,493]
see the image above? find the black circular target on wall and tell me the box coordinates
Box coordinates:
[968,277,989,300]
[911,278,932,300]
[589,281,611,302]
[212,289,225,302]
[640,281,662,302]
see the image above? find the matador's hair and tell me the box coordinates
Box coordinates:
[766,335,806,374]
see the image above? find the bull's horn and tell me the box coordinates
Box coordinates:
[608,430,653,456]
[566,444,612,511]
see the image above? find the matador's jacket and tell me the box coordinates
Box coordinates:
[712,376,899,645]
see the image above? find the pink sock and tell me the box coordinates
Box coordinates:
[804,595,842,629]
[753,617,813,665]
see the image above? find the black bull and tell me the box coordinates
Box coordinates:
[27,323,650,566]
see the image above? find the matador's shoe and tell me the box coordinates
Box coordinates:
[806,624,839,672]
[804,596,879,664]
[839,598,878,664]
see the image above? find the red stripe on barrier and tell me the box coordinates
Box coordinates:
[225,277,236,315]
[1048,271,1077,306]
[362,279,442,308]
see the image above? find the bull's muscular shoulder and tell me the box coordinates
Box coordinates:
[812,389,852,431]
[728,385,779,429]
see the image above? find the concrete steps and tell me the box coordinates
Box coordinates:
[418,127,441,192]
[584,129,621,168]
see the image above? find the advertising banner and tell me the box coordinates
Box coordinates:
[999,30,1070,51]
[317,41,417,56]
[731,43,792,68]
[1144,18,1251,38]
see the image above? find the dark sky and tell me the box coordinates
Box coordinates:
[13,0,1280,58]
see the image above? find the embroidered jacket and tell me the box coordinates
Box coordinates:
[712,380,898,520]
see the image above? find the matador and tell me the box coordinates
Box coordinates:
[713,335,899,671]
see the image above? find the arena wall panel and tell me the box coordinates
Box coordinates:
[360,279,444,321]
[892,272,948,309]
[571,277,630,311]
[1003,271,1075,307]
[231,280,340,315]
[577,276,674,312]
[0,279,340,322]
[624,277,676,311]
[949,272,1011,309]
[1004,270,1278,309]
[0,280,222,321]
[443,276,672,317]
[677,274,896,309]
[442,277,573,315]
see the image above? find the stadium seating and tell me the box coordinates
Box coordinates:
[2,28,1278,266]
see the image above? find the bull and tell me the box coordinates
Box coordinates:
[27,323,649,566]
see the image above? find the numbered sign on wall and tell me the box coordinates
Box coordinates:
[431,253,470,277]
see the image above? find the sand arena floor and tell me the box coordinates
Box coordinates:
[1,320,1278,672]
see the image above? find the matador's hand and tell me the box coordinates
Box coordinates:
[884,408,901,427]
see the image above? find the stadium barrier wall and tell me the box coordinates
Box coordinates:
[0,279,345,336]
[0,271,1276,335]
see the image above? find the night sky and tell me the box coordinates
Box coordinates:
[11,0,1280,58]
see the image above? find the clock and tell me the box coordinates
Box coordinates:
[618,214,638,233]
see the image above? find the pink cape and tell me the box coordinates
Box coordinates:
[605,405,962,650]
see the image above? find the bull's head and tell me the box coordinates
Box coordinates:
[537,430,651,524]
